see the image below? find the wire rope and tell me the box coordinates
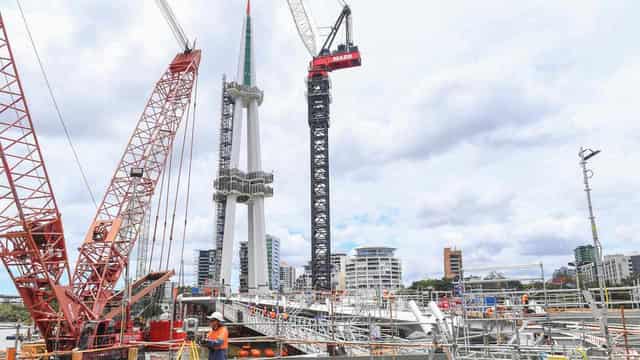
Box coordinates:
[163,88,192,271]
[157,117,175,270]
[178,75,198,287]
[146,159,167,274]
[15,0,98,209]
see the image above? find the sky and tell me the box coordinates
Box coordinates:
[1,0,640,293]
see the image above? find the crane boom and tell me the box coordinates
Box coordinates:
[0,12,82,349]
[155,0,191,51]
[286,0,318,57]
[0,3,202,350]
[71,50,201,317]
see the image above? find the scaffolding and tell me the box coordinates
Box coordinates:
[452,262,640,359]
[212,77,235,286]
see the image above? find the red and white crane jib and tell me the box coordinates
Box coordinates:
[286,0,361,76]
[69,0,200,319]
[0,12,80,347]
[0,0,201,348]
[71,49,201,317]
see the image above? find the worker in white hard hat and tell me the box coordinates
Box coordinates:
[202,312,228,360]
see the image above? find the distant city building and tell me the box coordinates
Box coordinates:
[196,249,216,287]
[345,247,402,290]
[579,254,635,285]
[239,241,248,293]
[602,254,633,285]
[331,253,347,291]
[444,247,462,280]
[574,245,596,265]
[266,234,281,291]
[279,262,297,292]
[295,262,313,290]
[629,254,640,275]
[552,266,576,278]
[578,262,596,284]
[550,266,576,286]
[483,271,507,281]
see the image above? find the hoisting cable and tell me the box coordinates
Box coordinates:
[147,160,168,274]
[157,132,175,270]
[15,0,98,209]
[178,74,198,287]
[163,90,193,271]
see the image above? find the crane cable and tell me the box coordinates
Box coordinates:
[178,73,198,287]
[157,124,176,270]
[146,157,167,274]
[163,79,193,272]
[15,0,98,209]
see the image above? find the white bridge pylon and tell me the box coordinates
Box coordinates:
[216,1,272,295]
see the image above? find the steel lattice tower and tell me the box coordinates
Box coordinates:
[213,77,234,286]
[308,74,332,290]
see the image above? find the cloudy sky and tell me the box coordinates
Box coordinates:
[1,1,639,293]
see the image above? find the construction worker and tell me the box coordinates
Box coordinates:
[202,312,228,360]
[522,292,530,314]
[485,307,494,318]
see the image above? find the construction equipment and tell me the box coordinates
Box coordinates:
[286,0,362,290]
[0,1,199,350]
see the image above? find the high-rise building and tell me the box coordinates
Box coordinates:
[279,262,297,292]
[345,247,402,290]
[444,247,462,280]
[295,262,313,290]
[629,254,640,275]
[214,0,273,295]
[602,254,633,285]
[579,254,635,285]
[266,234,280,291]
[239,242,248,293]
[195,249,216,287]
[331,253,347,290]
[574,245,596,265]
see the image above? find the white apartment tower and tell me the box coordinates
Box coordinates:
[345,247,402,290]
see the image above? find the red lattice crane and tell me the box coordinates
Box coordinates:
[0,2,199,350]
[0,13,81,349]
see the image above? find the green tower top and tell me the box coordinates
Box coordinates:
[242,0,252,86]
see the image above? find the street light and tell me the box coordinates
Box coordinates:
[578,147,611,357]
[568,261,580,292]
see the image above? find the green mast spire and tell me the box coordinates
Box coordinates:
[243,0,252,86]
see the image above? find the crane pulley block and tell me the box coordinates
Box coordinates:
[170,49,201,73]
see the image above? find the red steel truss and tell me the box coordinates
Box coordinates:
[0,10,200,350]
[0,13,81,349]
[71,50,201,317]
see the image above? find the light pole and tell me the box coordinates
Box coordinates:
[578,147,611,356]
[568,262,581,292]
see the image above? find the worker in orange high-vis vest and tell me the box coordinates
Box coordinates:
[203,312,228,360]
